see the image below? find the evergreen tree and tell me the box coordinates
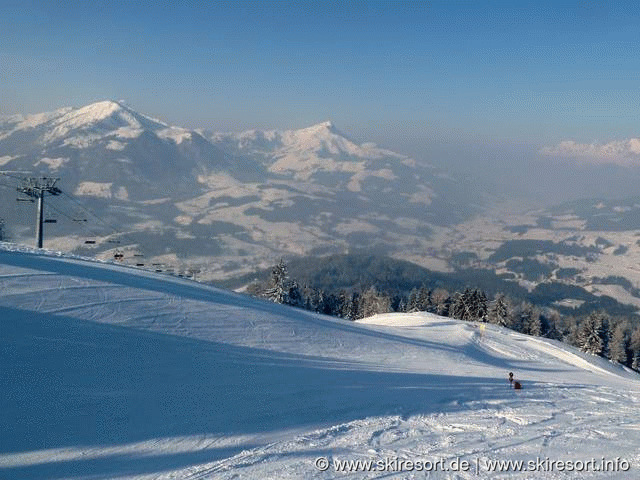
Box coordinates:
[487,293,510,327]
[337,290,349,318]
[451,291,466,320]
[357,286,377,319]
[406,288,419,312]
[286,281,303,308]
[608,321,629,364]
[321,293,340,316]
[345,291,360,321]
[392,293,407,313]
[527,305,544,337]
[314,289,325,313]
[544,310,563,340]
[416,286,431,311]
[461,288,475,321]
[559,314,580,346]
[472,289,488,321]
[577,311,608,356]
[264,259,289,304]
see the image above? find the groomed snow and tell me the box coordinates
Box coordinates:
[1,247,640,479]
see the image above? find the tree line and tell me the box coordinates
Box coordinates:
[248,259,640,372]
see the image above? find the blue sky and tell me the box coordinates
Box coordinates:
[2,0,640,150]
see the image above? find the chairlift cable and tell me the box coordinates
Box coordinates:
[58,190,122,236]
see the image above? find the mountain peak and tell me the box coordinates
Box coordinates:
[303,120,336,133]
[73,100,126,119]
[55,100,132,131]
[289,121,345,143]
[50,100,172,137]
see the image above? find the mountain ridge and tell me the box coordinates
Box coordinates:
[0,100,476,280]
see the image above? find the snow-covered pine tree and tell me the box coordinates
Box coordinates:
[314,289,325,313]
[487,293,510,327]
[346,291,360,321]
[577,311,608,356]
[264,259,289,304]
[608,321,629,364]
[337,290,349,318]
[357,286,375,319]
[544,310,563,340]
[379,291,392,315]
[462,288,475,321]
[450,291,466,320]
[417,286,431,312]
[527,306,544,337]
[406,288,419,312]
[473,289,488,322]
[564,316,581,348]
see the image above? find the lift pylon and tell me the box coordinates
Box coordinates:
[17,177,61,248]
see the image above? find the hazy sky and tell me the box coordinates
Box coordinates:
[2,0,639,155]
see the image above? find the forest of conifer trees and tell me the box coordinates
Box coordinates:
[248,260,640,372]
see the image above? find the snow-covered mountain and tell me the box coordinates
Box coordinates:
[0,100,234,200]
[2,247,639,479]
[0,101,476,279]
[212,120,411,184]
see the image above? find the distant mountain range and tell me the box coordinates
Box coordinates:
[5,101,640,312]
[0,100,477,279]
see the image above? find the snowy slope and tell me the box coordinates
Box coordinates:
[1,247,640,479]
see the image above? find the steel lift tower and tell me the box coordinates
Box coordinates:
[17,177,61,248]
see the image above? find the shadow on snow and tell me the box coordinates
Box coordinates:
[2,305,533,480]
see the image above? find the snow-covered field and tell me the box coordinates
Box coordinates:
[1,247,640,479]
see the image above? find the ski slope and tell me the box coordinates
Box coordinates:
[1,247,640,479]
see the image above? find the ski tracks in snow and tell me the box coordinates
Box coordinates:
[3,251,640,479]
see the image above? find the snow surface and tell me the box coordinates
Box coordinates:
[2,247,640,479]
